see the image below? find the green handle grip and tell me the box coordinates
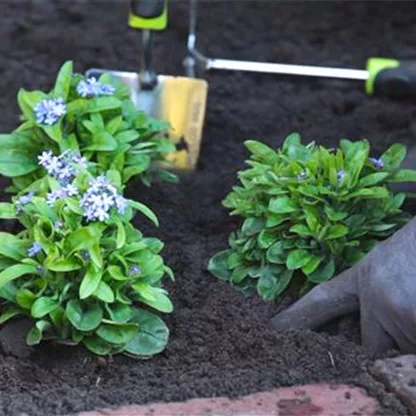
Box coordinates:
[129,0,168,31]
[366,57,416,98]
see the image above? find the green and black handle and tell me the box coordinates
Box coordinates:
[366,58,416,98]
[129,0,168,31]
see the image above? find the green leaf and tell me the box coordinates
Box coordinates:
[282,133,301,152]
[47,258,82,272]
[116,220,126,249]
[26,320,51,346]
[83,336,113,355]
[106,116,123,135]
[0,233,28,261]
[129,200,159,226]
[269,196,297,214]
[324,205,348,222]
[308,258,336,283]
[65,225,103,253]
[242,217,266,235]
[79,264,102,300]
[124,308,169,356]
[16,288,36,309]
[82,97,122,114]
[0,306,22,324]
[266,214,287,227]
[93,281,115,303]
[133,284,173,313]
[244,140,279,165]
[346,187,389,199]
[257,229,277,249]
[381,143,406,170]
[286,249,313,270]
[358,172,389,188]
[105,303,133,323]
[388,169,416,183]
[326,224,349,239]
[96,322,139,344]
[53,61,73,100]
[42,121,63,142]
[231,266,249,283]
[266,241,286,264]
[0,203,16,219]
[123,160,151,182]
[84,132,118,151]
[115,130,140,143]
[301,255,322,274]
[88,244,103,269]
[344,140,370,185]
[0,134,41,177]
[207,250,232,280]
[65,300,103,332]
[31,296,59,318]
[290,224,313,236]
[0,264,38,289]
[108,265,128,281]
[258,267,293,301]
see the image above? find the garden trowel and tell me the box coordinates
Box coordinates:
[86,0,208,170]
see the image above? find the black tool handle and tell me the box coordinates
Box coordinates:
[130,0,166,19]
[374,61,416,98]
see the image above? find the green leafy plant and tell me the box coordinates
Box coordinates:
[0,158,173,357]
[208,133,416,301]
[0,61,177,194]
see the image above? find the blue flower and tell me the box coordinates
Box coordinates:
[337,170,346,181]
[28,242,43,257]
[76,77,115,98]
[296,172,307,180]
[370,157,384,169]
[16,191,34,207]
[129,265,141,277]
[54,220,64,229]
[34,98,67,126]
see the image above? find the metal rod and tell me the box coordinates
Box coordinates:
[206,58,369,81]
[140,29,157,89]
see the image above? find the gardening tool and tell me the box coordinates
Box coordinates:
[186,0,416,99]
[86,0,208,170]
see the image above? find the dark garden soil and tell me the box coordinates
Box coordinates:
[1,1,416,415]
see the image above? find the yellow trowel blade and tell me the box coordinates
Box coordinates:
[85,69,208,170]
[158,76,208,170]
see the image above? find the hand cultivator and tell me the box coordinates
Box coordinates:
[187,0,416,99]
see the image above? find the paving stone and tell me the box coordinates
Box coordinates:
[371,354,416,416]
[76,383,378,416]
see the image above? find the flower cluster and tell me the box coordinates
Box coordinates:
[34,98,67,126]
[38,150,87,185]
[80,175,128,222]
[76,77,115,98]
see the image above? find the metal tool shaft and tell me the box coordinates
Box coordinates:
[140,29,157,89]
[206,59,369,81]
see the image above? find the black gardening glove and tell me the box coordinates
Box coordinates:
[271,215,416,356]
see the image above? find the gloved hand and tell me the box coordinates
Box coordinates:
[270,215,416,356]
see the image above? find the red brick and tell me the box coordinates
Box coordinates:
[75,383,379,416]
